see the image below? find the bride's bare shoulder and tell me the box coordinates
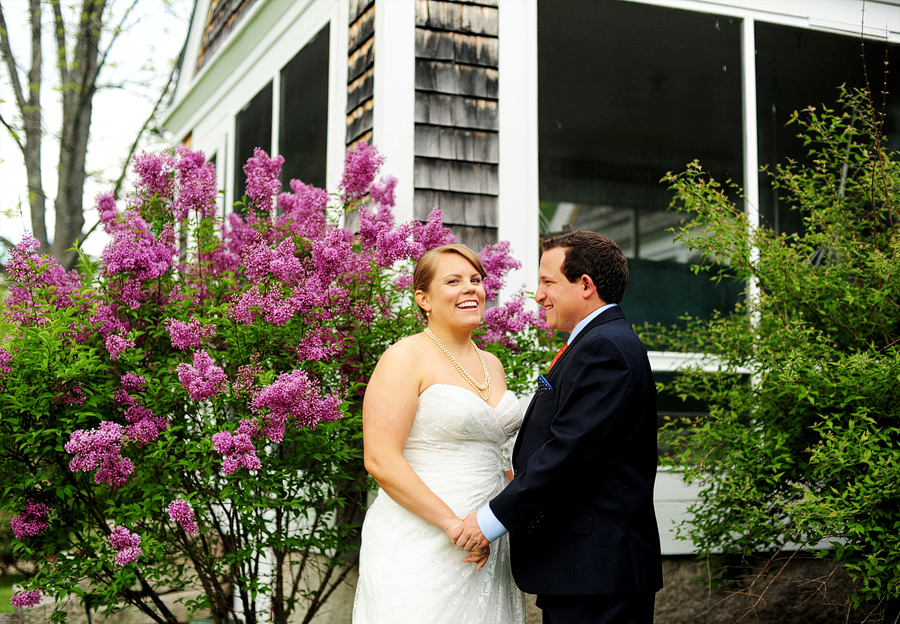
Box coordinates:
[375,332,431,368]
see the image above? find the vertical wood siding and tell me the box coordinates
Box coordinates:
[414,0,499,251]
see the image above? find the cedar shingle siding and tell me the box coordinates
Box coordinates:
[347,0,375,146]
[197,0,261,72]
[414,0,499,250]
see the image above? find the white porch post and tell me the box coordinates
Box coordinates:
[373,0,416,224]
[497,0,541,297]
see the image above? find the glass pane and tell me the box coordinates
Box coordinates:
[756,23,900,236]
[234,82,274,207]
[538,0,743,327]
[280,25,330,190]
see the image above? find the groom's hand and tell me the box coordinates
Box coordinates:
[455,511,489,552]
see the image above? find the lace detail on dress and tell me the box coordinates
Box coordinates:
[352,386,525,624]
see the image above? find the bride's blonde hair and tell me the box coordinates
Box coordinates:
[413,244,486,319]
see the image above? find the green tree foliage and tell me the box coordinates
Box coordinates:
[662,87,900,619]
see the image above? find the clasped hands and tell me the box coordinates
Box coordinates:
[445,511,492,571]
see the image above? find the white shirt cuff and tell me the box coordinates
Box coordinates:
[477,503,508,542]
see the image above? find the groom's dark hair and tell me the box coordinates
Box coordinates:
[542,231,629,304]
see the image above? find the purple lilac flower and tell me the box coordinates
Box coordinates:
[97,192,120,233]
[109,525,142,566]
[212,420,262,474]
[340,141,384,201]
[105,332,134,360]
[174,145,218,220]
[233,354,263,396]
[370,175,397,207]
[311,227,355,282]
[0,349,12,378]
[221,212,259,266]
[269,239,306,282]
[5,234,81,323]
[241,238,304,284]
[103,212,176,281]
[392,272,414,290]
[55,383,86,406]
[177,350,227,401]
[167,498,199,536]
[89,303,130,342]
[251,370,342,442]
[10,590,41,608]
[132,151,176,202]
[358,203,394,253]
[481,292,547,348]
[241,239,273,282]
[374,223,423,268]
[229,284,304,327]
[411,207,457,252]
[64,421,134,488]
[276,179,329,239]
[113,389,135,407]
[478,240,522,300]
[10,500,50,539]
[243,147,284,211]
[124,405,169,445]
[120,373,147,393]
[358,207,455,269]
[293,327,341,363]
[165,318,216,350]
[102,212,177,309]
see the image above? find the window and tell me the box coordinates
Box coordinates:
[538,0,744,328]
[280,24,330,190]
[755,22,900,236]
[234,82,273,206]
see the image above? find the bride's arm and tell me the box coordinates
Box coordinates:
[363,340,462,535]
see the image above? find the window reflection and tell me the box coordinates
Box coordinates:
[755,22,900,236]
[538,0,743,327]
[280,25,330,190]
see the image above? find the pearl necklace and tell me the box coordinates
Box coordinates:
[425,327,492,401]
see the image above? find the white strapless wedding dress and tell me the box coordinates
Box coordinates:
[352,384,526,624]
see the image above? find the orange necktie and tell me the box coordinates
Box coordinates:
[549,344,567,371]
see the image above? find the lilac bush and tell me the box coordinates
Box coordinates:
[0,141,549,624]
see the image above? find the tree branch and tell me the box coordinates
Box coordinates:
[75,0,135,125]
[113,58,177,197]
[52,1,71,88]
[80,48,178,250]
[0,110,25,155]
[93,0,140,82]
[0,1,29,111]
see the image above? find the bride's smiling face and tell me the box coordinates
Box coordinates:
[416,253,486,329]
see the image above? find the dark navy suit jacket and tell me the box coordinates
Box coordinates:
[489,306,663,596]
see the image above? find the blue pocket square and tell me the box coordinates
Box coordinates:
[536,374,553,395]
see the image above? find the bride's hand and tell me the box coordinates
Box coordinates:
[444,517,464,544]
[464,546,490,571]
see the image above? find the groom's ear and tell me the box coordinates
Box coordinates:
[580,274,597,300]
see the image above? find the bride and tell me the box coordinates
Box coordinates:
[352,244,526,623]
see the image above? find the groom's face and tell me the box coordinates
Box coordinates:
[535,247,586,334]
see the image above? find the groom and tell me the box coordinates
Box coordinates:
[453,231,663,623]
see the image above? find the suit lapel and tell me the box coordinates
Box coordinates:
[513,306,628,465]
[546,305,626,382]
